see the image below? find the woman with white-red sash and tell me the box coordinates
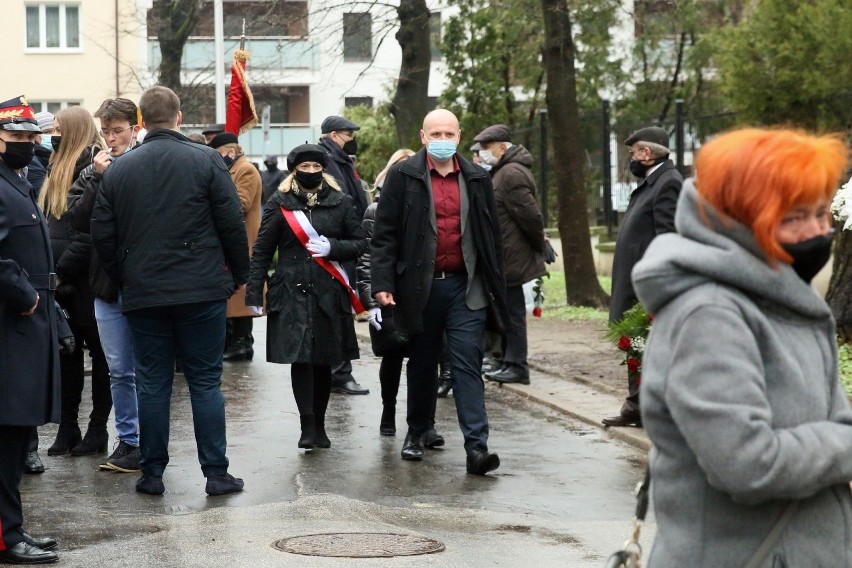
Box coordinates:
[246,144,367,450]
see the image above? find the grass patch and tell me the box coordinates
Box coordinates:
[540,272,609,321]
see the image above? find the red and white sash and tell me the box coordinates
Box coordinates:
[280,206,365,314]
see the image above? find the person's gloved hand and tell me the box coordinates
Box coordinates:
[59,335,76,355]
[249,306,263,316]
[368,307,382,331]
[306,235,331,258]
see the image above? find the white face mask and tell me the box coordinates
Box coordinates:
[478,148,499,166]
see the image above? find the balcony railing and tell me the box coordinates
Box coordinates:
[148,37,319,71]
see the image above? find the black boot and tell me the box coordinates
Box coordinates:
[70,423,108,455]
[380,405,396,436]
[223,337,253,362]
[436,362,453,398]
[47,423,81,456]
[298,416,316,449]
[314,415,331,448]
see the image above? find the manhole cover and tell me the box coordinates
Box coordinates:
[273,532,445,557]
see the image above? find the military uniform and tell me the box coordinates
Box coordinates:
[0,95,61,564]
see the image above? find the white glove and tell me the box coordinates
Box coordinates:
[368,307,382,330]
[306,235,331,258]
[249,305,263,316]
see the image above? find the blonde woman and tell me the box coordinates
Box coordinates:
[40,106,113,457]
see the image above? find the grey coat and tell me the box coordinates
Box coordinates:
[633,180,852,568]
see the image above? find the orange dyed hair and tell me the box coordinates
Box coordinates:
[695,128,848,264]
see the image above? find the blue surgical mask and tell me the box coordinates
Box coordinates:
[39,135,53,151]
[427,140,457,162]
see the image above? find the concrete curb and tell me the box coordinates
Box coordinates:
[354,323,651,453]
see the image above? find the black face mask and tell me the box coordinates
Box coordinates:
[51,136,62,152]
[264,162,277,171]
[0,141,36,170]
[222,154,236,169]
[295,170,324,189]
[342,138,358,156]
[629,156,667,178]
[781,231,834,283]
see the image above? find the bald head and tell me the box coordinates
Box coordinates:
[420,109,461,150]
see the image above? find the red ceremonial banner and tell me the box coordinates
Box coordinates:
[225,49,258,135]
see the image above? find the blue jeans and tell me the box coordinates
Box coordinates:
[125,301,230,478]
[407,274,489,452]
[95,296,139,446]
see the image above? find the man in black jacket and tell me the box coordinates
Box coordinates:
[371,109,509,475]
[603,126,682,428]
[91,86,250,497]
[318,115,370,395]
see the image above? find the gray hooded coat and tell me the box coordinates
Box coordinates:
[633,180,852,568]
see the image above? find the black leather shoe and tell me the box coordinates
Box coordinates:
[423,429,445,449]
[298,416,316,449]
[379,406,396,436]
[481,358,501,375]
[401,434,424,461]
[22,533,57,551]
[314,416,331,449]
[135,475,165,495]
[484,368,530,385]
[466,448,500,475]
[205,473,244,496]
[331,379,370,395]
[223,339,253,362]
[0,541,58,564]
[24,451,45,474]
[602,412,643,428]
[436,380,452,398]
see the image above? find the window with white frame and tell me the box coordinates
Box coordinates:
[26,4,81,50]
[29,101,80,114]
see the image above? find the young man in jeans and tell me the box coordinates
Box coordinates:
[66,97,141,472]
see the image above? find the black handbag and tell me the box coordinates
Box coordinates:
[368,306,409,357]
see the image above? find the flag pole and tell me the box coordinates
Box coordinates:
[240,19,246,51]
[214,0,225,122]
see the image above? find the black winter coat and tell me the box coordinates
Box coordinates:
[91,129,250,312]
[370,148,509,334]
[609,160,682,322]
[246,180,367,364]
[490,145,547,287]
[319,138,368,217]
[49,148,99,325]
[356,201,378,309]
[66,166,118,302]
[0,160,61,426]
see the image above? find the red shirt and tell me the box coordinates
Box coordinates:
[427,155,465,274]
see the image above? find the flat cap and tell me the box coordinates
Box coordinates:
[208,132,239,149]
[624,126,669,149]
[320,116,360,134]
[201,123,225,136]
[469,142,481,152]
[287,144,328,171]
[473,124,512,144]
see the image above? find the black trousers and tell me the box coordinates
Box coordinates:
[501,285,529,373]
[291,363,332,419]
[0,425,32,551]
[60,322,112,428]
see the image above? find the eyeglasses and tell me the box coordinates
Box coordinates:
[100,126,134,138]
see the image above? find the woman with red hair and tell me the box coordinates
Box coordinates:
[632,128,851,566]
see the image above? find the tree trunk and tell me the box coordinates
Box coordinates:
[156,0,201,91]
[827,230,852,341]
[390,0,432,148]
[540,0,609,308]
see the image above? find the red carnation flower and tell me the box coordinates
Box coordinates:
[532,306,542,318]
[618,336,631,351]
[627,358,640,374]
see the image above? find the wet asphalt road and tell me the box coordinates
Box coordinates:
[22,326,650,567]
